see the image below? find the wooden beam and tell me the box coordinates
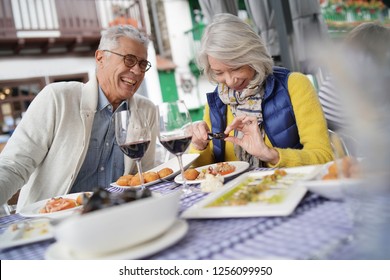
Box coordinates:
[41,38,56,54]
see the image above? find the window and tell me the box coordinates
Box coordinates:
[0,73,88,134]
[0,78,45,134]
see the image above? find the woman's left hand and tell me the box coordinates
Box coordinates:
[224,115,279,164]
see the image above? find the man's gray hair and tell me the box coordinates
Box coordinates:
[98,25,149,51]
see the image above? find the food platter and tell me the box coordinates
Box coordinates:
[0,218,54,250]
[174,161,250,185]
[110,153,199,189]
[19,192,90,219]
[181,165,321,219]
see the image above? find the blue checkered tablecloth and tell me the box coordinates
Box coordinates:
[0,172,354,260]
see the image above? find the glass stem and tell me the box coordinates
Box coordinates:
[135,159,145,190]
[177,154,189,194]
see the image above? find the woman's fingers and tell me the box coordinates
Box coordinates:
[225,115,257,134]
[191,121,210,150]
[192,121,209,141]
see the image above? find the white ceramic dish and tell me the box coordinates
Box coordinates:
[0,218,54,250]
[45,219,187,260]
[174,161,250,184]
[300,162,362,200]
[300,179,361,200]
[181,165,321,219]
[109,182,143,190]
[110,153,200,189]
[53,191,181,257]
[18,192,91,220]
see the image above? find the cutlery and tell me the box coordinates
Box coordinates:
[207,132,228,140]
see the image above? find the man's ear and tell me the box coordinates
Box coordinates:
[95,50,104,64]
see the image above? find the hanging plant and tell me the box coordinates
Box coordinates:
[109,17,138,28]
[109,4,138,28]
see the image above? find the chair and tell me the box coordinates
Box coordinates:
[1,190,19,216]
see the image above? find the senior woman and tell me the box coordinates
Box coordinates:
[190,13,333,168]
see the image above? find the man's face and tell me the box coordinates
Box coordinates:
[95,37,148,107]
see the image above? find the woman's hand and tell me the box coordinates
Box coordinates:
[224,115,279,164]
[191,121,210,151]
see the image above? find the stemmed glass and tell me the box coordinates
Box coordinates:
[157,100,194,196]
[114,109,151,190]
[328,130,349,176]
[310,130,356,259]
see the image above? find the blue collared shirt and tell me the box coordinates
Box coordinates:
[70,87,126,193]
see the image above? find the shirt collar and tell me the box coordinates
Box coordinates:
[97,86,127,112]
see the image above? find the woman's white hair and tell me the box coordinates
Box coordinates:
[98,25,149,51]
[197,13,274,87]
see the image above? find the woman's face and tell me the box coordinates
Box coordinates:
[208,56,256,91]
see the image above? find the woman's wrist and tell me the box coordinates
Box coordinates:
[256,147,280,165]
[191,142,208,151]
[267,148,280,165]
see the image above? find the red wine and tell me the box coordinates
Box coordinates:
[120,140,150,159]
[160,136,192,155]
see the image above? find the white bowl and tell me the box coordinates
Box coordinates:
[54,191,181,258]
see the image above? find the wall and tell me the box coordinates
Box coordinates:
[0,43,162,104]
[0,56,96,81]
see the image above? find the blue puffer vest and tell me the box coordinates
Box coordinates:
[207,67,303,162]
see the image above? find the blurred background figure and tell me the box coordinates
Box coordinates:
[316,20,390,259]
[318,22,390,156]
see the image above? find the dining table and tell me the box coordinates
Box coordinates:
[0,168,356,260]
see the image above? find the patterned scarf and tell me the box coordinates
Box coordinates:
[218,83,264,167]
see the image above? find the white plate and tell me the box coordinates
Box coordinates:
[18,192,91,220]
[301,179,361,200]
[0,218,54,250]
[300,162,362,200]
[181,165,321,219]
[110,153,200,189]
[109,182,144,190]
[174,161,250,184]
[45,219,188,260]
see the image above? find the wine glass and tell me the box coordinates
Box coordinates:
[157,100,194,196]
[311,130,357,259]
[114,109,151,190]
[328,129,350,175]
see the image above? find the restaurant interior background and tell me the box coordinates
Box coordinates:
[1,0,389,153]
[1,0,390,261]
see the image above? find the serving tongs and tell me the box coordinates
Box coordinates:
[207,132,228,140]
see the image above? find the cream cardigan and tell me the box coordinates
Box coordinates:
[0,77,157,211]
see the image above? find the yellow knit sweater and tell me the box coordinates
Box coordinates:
[190,72,333,168]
